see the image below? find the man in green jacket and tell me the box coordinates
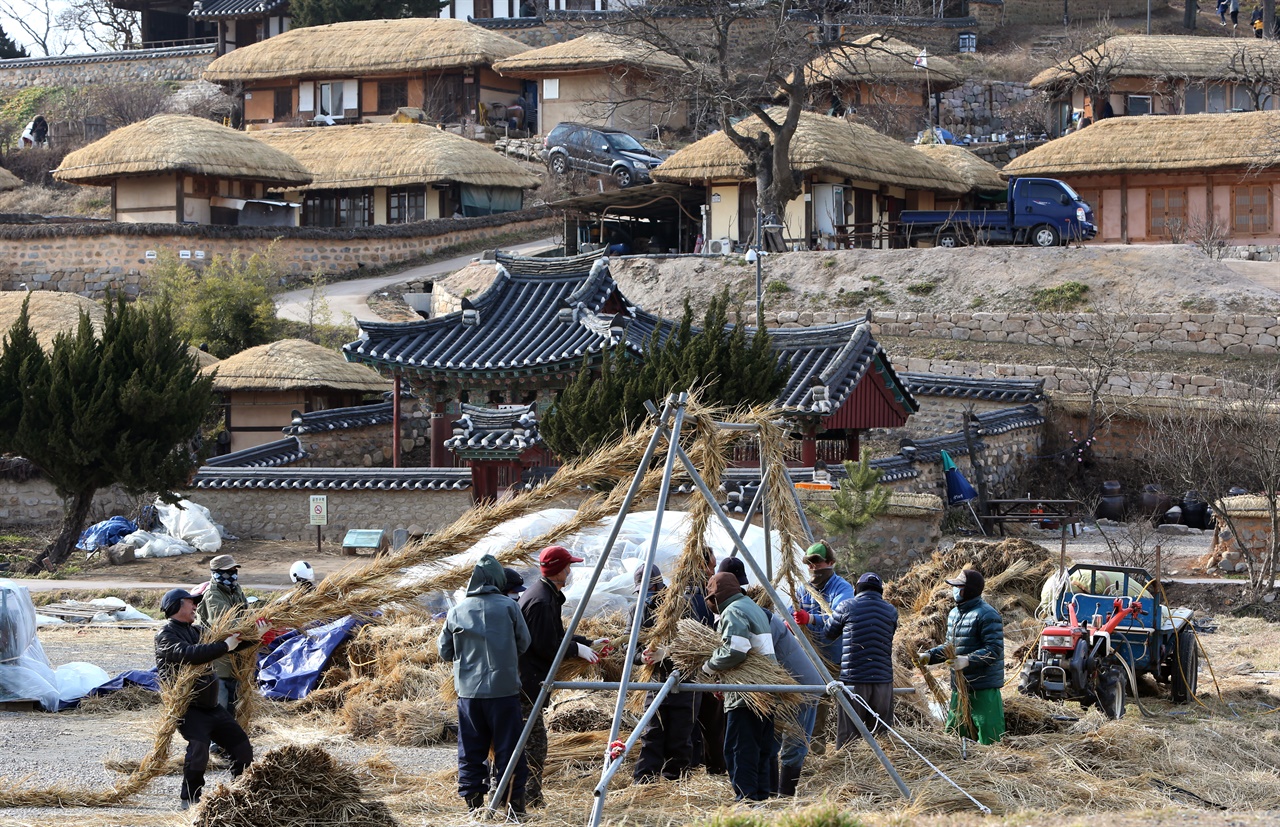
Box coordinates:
[195,554,249,711]
[701,571,778,801]
[918,569,1005,745]
[439,554,532,814]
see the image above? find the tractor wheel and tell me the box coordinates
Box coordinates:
[1170,628,1199,704]
[1017,661,1041,696]
[1095,666,1127,720]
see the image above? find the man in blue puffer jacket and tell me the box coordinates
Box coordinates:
[791,540,854,751]
[825,572,898,745]
[918,569,1005,745]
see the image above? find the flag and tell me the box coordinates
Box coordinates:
[941,449,976,506]
[914,49,928,69]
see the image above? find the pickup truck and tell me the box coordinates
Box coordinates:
[898,177,1097,248]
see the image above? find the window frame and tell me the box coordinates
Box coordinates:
[376,79,409,116]
[1231,184,1273,236]
[1146,186,1188,239]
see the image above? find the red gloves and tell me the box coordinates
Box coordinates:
[792,609,812,626]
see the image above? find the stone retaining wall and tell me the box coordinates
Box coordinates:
[2,480,136,527]
[938,81,1038,142]
[898,357,1240,399]
[0,213,557,296]
[0,45,215,92]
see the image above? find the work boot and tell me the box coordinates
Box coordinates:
[779,764,801,797]
[464,792,485,812]
[509,798,527,820]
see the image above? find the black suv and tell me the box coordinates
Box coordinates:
[543,123,664,188]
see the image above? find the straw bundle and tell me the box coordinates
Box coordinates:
[1001,693,1072,737]
[194,745,398,827]
[53,114,311,187]
[748,409,810,606]
[205,338,390,393]
[547,691,619,733]
[74,684,161,714]
[667,618,802,721]
[252,124,541,191]
[544,731,614,775]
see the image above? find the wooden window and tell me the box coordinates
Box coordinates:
[473,0,493,16]
[1232,184,1273,235]
[302,190,373,227]
[377,79,408,115]
[189,176,216,197]
[1147,187,1187,239]
[273,88,292,120]
[387,187,425,224]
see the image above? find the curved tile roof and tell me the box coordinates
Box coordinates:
[204,436,307,468]
[190,467,472,490]
[901,372,1045,403]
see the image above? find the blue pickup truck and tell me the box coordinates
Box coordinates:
[898,177,1097,248]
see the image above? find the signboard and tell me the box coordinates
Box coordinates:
[309,495,328,526]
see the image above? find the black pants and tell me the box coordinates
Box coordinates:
[836,681,895,748]
[724,706,776,801]
[178,704,252,803]
[519,691,549,804]
[458,696,528,803]
[691,692,726,774]
[633,691,696,782]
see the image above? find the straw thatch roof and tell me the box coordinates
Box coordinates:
[913,143,1006,194]
[492,32,686,78]
[251,123,540,191]
[0,166,22,192]
[191,347,220,368]
[53,115,312,187]
[652,109,967,193]
[205,339,390,392]
[1030,35,1280,90]
[1216,493,1274,519]
[203,18,529,83]
[1003,110,1280,177]
[0,291,102,352]
[808,34,963,90]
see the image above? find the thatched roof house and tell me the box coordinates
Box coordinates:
[251,123,538,225]
[53,114,310,225]
[0,292,102,352]
[913,144,1006,197]
[1030,35,1280,135]
[493,33,688,135]
[653,110,966,249]
[205,338,390,452]
[1002,111,1280,244]
[202,19,531,131]
[0,166,21,192]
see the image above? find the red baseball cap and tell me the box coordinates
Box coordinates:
[539,545,584,576]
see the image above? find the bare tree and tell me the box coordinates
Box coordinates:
[55,0,140,51]
[1226,39,1280,110]
[0,0,70,55]
[1094,518,1162,570]
[1043,19,1126,125]
[91,82,173,129]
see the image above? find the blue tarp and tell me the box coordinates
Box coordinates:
[57,669,161,711]
[76,516,138,551]
[257,615,366,701]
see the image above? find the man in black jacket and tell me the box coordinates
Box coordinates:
[826,572,898,745]
[630,564,697,783]
[518,545,603,806]
[155,588,254,809]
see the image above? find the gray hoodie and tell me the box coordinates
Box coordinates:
[438,555,531,699]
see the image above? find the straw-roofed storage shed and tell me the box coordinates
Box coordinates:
[53,114,310,225]
[204,338,390,452]
[806,34,963,140]
[251,123,539,225]
[652,109,967,250]
[913,143,1007,206]
[493,32,689,137]
[202,18,532,133]
[0,165,22,192]
[1030,35,1280,136]
[1002,110,1280,245]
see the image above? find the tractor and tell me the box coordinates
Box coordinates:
[1018,564,1197,719]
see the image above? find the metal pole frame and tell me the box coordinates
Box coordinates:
[487,397,678,812]
[592,671,681,796]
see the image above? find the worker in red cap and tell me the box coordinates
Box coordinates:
[517,545,608,806]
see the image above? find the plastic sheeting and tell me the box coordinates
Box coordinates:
[0,580,115,710]
[120,530,194,559]
[257,615,367,701]
[154,497,225,553]
[76,516,138,551]
[403,509,804,617]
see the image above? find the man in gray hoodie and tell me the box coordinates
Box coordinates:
[439,555,532,814]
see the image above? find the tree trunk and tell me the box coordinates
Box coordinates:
[1267,0,1277,38]
[1184,0,1198,29]
[27,488,95,573]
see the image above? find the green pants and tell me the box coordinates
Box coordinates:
[945,687,1005,745]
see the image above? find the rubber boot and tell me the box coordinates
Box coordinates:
[779,764,801,797]
[464,792,485,811]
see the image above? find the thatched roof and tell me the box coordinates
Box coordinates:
[808,34,963,90]
[0,291,101,352]
[251,123,541,191]
[205,338,391,392]
[53,114,312,187]
[203,18,529,83]
[1003,110,1280,177]
[0,166,22,192]
[492,32,686,77]
[1216,493,1273,518]
[1030,35,1280,89]
[913,144,1006,194]
[191,347,220,368]
[652,109,968,193]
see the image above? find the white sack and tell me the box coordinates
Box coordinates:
[153,497,223,552]
[53,662,110,703]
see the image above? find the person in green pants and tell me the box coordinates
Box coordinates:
[917,569,1005,744]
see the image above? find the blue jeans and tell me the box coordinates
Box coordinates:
[779,700,818,769]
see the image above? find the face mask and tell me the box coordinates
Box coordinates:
[215,571,238,589]
[952,586,964,602]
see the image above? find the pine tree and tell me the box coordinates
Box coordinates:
[0,26,28,59]
[0,296,215,572]
[808,449,891,569]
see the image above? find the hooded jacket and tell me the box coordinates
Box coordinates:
[518,574,588,700]
[826,589,898,684]
[705,591,776,711]
[155,619,232,710]
[195,578,248,679]
[439,555,531,699]
[926,596,1004,691]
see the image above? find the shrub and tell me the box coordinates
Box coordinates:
[1032,281,1089,310]
[766,279,791,294]
[906,281,937,296]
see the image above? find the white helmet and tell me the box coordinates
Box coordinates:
[289,560,315,584]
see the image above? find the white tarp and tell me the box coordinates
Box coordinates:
[404,508,805,617]
[0,580,112,709]
[121,530,194,559]
[154,497,226,553]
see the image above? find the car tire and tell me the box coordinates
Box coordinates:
[549,155,568,176]
[936,229,961,248]
[613,167,633,188]
[1031,224,1061,248]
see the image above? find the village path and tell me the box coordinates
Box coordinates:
[274,236,558,324]
[1224,258,1280,293]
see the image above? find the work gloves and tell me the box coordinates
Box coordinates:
[915,651,931,667]
[577,643,601,664]
[792,609,812,626]
[592,637,615,657]
[223,633,243,651]
[641,646,668,666]
[951,655,970,671]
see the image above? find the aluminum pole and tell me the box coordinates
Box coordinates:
[759,435,774,581]
[592,671,681,795]
[553,681,919,694]
[488,398,676,812]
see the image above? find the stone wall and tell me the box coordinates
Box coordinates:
[938,81,1038,141]
[1,479,136,527]
[859,510,944,578]
[898,356,1242,399]
[0,213,557,296]
[898,394,1036,437]
[291,402,434,467]
[0,45,215,92]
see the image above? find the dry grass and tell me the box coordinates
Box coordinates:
[667,618,802,722]
[0,184,111,218]
[73,684,161,714]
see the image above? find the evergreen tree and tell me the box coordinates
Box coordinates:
[0,26,28,59]
[290,0,445,27]
[146,250,280,358]
[0,296,215,572]
[807,449,891,570]
[540,289,787,461]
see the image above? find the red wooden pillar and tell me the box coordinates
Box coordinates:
[801,422,817,467]
[392,372,401,468]
[430,391,451,468]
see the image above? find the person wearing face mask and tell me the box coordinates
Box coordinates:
[503,568,527,599]
[790,540,854,751]
[916,569,1005,745]
[196,554,250,713]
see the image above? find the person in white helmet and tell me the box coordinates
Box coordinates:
[289,560,317,593]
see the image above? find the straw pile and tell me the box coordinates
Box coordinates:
[667,618,802,722]
[195,745,398,827]
[74,684,161,714]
